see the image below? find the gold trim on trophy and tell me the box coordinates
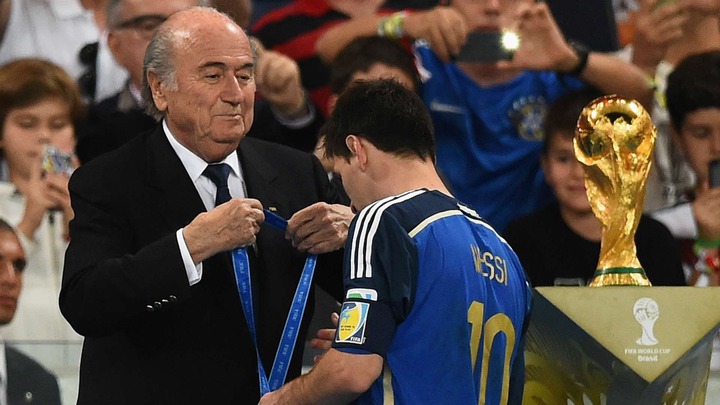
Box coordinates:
[574,95,654,287]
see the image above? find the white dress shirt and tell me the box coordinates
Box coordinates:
[162,120,246,286]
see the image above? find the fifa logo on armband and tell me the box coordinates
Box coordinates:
[470,245,508,286]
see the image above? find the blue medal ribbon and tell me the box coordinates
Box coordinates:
[231,209,317,395]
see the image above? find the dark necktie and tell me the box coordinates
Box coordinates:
[203,163,232,206]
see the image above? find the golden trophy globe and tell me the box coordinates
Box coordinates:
[574,95,654,287]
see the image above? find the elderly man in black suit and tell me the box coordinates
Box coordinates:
[0,219,61,405]
[76,0,322,165]
[59,6,352,405]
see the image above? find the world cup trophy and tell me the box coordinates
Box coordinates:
[574,95,654,287]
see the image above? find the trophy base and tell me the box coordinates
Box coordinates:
[589,267,652,287]
[524,287,720,405]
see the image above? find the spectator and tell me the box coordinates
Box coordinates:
[0,218,61,405]
[654,49,720,374]
[654,50,720,287]
[75,0,203,163]
[315,0,653,231]
[251,0,397,117]
[59,7,352,404]
[504,87,686,287]
[0,0,111,82]
[621,0,720,210]
[76,0,322,164]
[79,0,251,104]
[0,58,83,342]
[260,78,531,404]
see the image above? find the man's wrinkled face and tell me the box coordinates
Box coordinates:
[150,17,256,162]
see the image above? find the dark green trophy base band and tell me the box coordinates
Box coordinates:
[593,267,645,277]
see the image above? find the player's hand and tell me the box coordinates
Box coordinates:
[311,312,339,363]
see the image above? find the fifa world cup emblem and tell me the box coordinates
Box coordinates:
[633,297,659,346]
[574,96,654,287]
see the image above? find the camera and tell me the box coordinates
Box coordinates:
[455,30,519,63]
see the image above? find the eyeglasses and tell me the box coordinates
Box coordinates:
[113,14,168,39]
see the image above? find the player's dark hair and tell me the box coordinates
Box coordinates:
[324,78,435,162]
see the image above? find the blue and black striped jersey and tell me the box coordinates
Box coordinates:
[333,189,532,405]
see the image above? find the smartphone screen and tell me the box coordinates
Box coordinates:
[455,31,516,63]
[710,159,720,188]
[42,146,75,176]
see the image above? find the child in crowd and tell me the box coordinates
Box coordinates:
[0,58,83,342]
[654,50,720,287]
[504,86,686,287]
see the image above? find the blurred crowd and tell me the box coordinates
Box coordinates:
[0,0,719,402]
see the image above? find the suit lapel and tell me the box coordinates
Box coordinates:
[238,138,282,213]
[143,126,207,229]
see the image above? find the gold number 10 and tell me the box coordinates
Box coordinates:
[468,301,516,405]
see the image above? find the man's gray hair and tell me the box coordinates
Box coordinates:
[141,23,179,121]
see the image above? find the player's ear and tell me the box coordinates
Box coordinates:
[345,135,359,155]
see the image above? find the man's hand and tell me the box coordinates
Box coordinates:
[17,161,71,240]
[632,0,689,72]
[497,2,576,72]
[403,6,468,62]
[693,186,720,241]
[286,203,353,254]
[184,198,265,263]
[255,40,308,118]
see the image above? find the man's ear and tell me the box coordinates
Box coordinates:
[345,135,358,155]
[147,70,168,113]
[345,135,369,170]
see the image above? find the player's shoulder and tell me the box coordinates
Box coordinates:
[354,189,491,235]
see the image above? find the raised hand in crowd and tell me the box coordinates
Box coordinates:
[254,39,309,119]
[631,0,689,73]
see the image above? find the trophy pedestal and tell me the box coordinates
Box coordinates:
[523,287,720,404]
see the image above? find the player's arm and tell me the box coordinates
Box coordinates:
[258,349,383,405]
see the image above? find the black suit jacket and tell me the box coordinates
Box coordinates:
[60,126,345,404]
[6,346,61,405]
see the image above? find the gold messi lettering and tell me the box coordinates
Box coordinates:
[483,252,495,280]
[471,245,487,276]
[494,255,507,285]
[470,245,509,285]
